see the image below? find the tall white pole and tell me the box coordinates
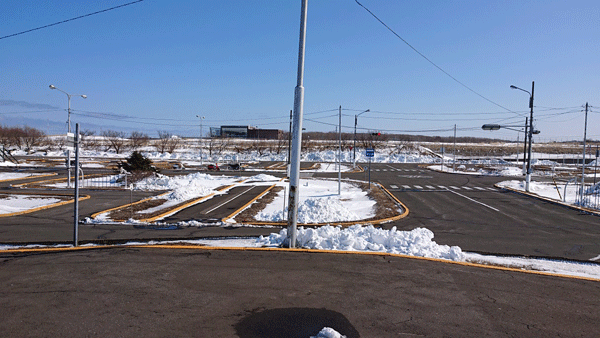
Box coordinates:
[581,102,588,205]
[286,0,308,248]
[338,105,341,195]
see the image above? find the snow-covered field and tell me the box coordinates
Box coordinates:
[0,172,50,181]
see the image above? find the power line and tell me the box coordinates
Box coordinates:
[0,0,144,41]
[354,0,517,114]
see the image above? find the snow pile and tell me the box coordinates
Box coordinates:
[311,327,346,338]
[257,225,465,261]
[254,179,376,223]
[135,172,239,202]
[0,195,62,215]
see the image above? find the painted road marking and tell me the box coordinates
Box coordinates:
[462,186,473,190]
[450,186,460,190]
[447,189,500,212]
[390,185,398,189]
[474,187,486,191]
[437,185,447,189]
[414,185,423,189]
[402,185,412,189]
[426,185,436,189]
[203,186,256,214]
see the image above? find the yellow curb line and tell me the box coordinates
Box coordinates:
[1,244,598,283]
[497,184,600,216]
[222,178,286,223]
[236,181,409,227]
[89,191,171,219]
[136,180,247,223]
[0,194,91,218]
[0,172,57,183]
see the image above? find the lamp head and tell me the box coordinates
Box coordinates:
[49,84,56,89]
[81,95,87,99]
[510,85,517,89]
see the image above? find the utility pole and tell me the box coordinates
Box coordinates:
[338,105,342,195]
[453,124,457,172]
[581,102,588,206]
[286,0,308,248]
[288,109,292,166]
[523,117,528,175]
[526,81,534,192]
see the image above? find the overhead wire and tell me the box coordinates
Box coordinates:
[0,0,145,40]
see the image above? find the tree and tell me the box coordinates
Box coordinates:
[155,131,180,154]
[102,130,128,154]
[129,131,149,150]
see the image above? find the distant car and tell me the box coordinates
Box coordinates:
[227,163,242,171]
[207,164,220,171]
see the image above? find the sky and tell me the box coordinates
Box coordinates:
[1,0,599,141]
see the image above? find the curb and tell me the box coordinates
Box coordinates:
[0,244,597,283]
[496,184,600,216]
[0,193,91,218]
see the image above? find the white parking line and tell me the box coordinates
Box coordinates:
[402,185,412,189]
[203,186,255,214]
[390,185,398,189]
[462,186,473,190]
[474,187,486,191]
[414,185,423,189]
[426,185,436,189]
[437,185,447,189]
[450,186,460,190]
[447,189,500,212]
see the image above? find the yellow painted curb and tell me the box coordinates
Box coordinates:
[239,181,409,227]
[497,184,600,216]
[0,172,57,183]
[1,244,597,283]
[222,178,286,222]
[136,180,246,223]
[0,194,91,218]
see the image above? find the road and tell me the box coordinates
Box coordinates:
[353,163,600,261]
[1,163,599,261]
[0,247,598,337]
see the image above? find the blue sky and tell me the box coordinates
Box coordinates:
[1,0,599,141]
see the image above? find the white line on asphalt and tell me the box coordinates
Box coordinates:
[462,186,473,190]
[426,185,436,189]
[446,189,500,212]
[414,185,423,189]
[390,185,398,189]
[437,185,447,189]
[402,185,412,189]
[450,186,460,190]
[203,186,255,214]
[474,187,486,191]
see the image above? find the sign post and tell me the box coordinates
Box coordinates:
[73,125,80,246]
[366,148,374,188]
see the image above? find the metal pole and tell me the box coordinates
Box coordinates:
[338,105,341,195]
[353,115,357,168]
[73,123,80,247]
[368,157,371,189]
[526,81,534,192]
[581,102,588,205]
[523,117,528,175]
[288,109,292,166]
[453,124,456,172]
[286,0,308,248]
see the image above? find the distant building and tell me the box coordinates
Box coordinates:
[217,126,282,140]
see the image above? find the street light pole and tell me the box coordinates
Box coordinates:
[286,0,308,248]
[511,81,534,192]
[49,85,86,189]
[353,109,369,168]
[196,115,205,165]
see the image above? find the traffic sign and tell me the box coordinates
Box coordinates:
[365,148,374,157]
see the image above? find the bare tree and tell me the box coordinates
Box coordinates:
[81,129,100,150]
[21,126,47,152]
[102,130,128,154]
[155,131,180,154]
[129,131,149,150]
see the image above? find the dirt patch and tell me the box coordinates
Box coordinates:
[234,186,283,223]
[108,198,166,220]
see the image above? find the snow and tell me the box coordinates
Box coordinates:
[255,179,376,223]
[0,195,63,214]
[311,327,346,338]
[258,225,464,261]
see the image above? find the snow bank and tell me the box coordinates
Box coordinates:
[311,327,346,338]
[257,225,465,261]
